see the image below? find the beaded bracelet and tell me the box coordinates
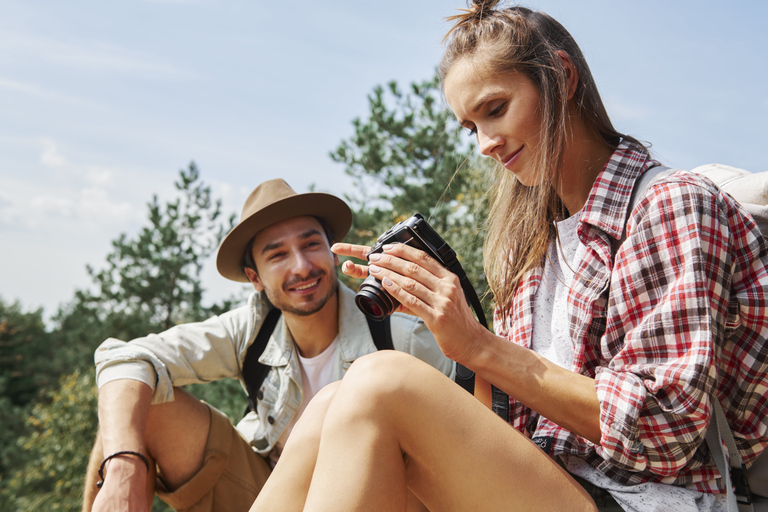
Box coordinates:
[96,450,151,488]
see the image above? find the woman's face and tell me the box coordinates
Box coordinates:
[444,58,544,186]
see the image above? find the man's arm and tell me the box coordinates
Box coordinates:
[89,379,154,512]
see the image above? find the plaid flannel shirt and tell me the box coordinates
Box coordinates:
[494,142,768,493]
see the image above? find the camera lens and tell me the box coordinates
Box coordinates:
[355,275,399,320]
[356,296,385,319]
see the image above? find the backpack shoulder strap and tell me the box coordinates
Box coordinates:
[366,316,393,350]
[243,307,281,413]
[617,165,674,248]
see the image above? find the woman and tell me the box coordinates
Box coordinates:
[250,2,768,511]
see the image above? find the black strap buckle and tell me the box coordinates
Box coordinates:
[732,467,753,505]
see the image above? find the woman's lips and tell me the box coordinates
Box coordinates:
[502,146,523,169]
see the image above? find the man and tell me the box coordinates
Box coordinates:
[83,178,453,511]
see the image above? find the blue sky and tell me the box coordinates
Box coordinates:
[1,0,766,320]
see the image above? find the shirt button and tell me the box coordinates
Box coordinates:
[257,390,264,400]
[267,416,275,425]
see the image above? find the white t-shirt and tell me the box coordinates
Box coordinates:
[269,338,339,467]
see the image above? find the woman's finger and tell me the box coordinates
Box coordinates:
[380,242,453,279]
[341,260,369,280]
[331,243,371,261]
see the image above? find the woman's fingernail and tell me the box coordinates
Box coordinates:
[369,265,381,274]
[382,244,393,251]
[369,253,382,262]
[383,277,394,286]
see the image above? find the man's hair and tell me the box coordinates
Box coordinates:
[241,216,336,276]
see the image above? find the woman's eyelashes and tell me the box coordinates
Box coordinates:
[462,102,508,137]
[488,102,508,118]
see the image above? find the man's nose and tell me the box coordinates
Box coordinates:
[289,250,313,274]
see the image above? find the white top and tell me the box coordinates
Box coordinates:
[532,214,728,512]
[269,338,339,467]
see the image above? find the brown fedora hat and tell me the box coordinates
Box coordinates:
[216,178,352,282]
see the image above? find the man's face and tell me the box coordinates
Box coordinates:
[245,216,339,317]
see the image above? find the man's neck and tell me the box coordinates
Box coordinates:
[282,292,340,358]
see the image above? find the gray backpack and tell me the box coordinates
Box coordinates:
[629,164,768,512]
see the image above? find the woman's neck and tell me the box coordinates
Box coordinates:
[557,115,614,216]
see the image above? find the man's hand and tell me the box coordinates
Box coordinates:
[91,456,151,512]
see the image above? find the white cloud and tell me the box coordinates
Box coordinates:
[40,138,68,168]
[0,77,97,106]
[0,32,186,78]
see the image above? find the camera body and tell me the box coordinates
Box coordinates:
[355,214,459,320]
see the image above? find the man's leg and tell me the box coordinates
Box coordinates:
[82,386,210,511]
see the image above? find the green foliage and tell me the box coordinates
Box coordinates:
[183,379,247,424]
[0,164,242,511]
[76,162,237,332]
[0,299,55,479]
[0,371,98,511]
[331,74,472,240]
[330,73,494,319]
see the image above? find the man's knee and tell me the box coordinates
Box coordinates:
[144,388,211,489]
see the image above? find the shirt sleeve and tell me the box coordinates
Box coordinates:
[94,296,262,404]
[594,175,765,476]
[390,313,456,379]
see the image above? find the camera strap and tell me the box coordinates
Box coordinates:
[445,259,511,422]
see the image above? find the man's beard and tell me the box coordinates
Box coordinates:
[266,271,339,317]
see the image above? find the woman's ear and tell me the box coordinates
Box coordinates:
[556,51,579,100]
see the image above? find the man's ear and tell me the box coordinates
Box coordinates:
[556,51,579,101]
[244,267,264,292]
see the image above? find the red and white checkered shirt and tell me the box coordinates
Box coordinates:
[494,142,768,493]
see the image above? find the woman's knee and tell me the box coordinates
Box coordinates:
[332,351,442,420]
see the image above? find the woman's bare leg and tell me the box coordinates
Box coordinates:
[302,351,597,512]
[250,382,341,511]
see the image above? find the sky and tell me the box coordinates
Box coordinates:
[1,0,766,322]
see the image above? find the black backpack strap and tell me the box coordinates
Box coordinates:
[366,316,393,350]
[243,307,282,414]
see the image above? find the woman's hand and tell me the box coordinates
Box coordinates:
[332,242,486,364]
[331,242,373,281]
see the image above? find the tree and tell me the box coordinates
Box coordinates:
[81,162,237,331]
[0,371,97,511]
[330,73,494,319]
[0,299,56,481]
[1,164,245,510]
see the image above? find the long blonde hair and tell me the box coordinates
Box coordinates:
[440,1,629,320]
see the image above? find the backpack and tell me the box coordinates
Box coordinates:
[629,164,768,511]
[241,308,392,415]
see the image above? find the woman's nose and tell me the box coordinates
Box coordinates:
[478,129,502,157]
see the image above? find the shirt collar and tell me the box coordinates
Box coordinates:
[580,140,658,241]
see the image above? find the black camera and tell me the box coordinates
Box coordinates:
[355,214,462,321]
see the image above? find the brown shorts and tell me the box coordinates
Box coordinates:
[155,403,271,511]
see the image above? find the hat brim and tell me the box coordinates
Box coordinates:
[216,192,352,282]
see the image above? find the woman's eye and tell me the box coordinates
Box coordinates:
[489,103,507,118]
[465,126,477,136]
